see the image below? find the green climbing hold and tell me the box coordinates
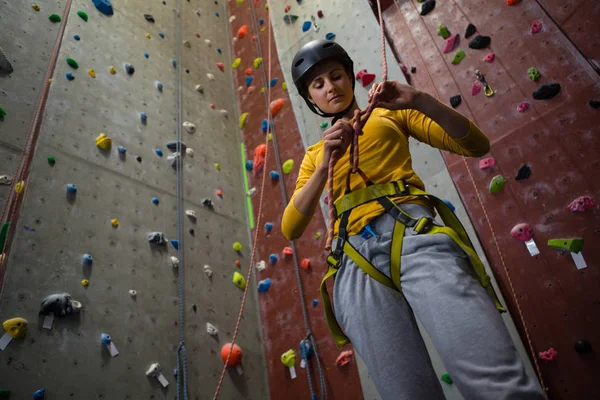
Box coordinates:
[282,159,294,174]
[441,373,453,384]
[0,222,10,255]
[548,238,584,254]
[527,67,540,82]
[319,122,328,129]
[48,155,56,164]
[49,13,62,22]
[233,241,242,252]
[451,49,466,65]
[77,10,89,21]
[489,175,505,193]
[0,108,6,119]
[282,82,287,90]
[66,58,79,69]
[437,24,450,39]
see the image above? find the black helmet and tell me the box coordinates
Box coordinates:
[291,40,355,119]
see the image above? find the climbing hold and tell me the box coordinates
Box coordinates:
[0,108,5,120]
[14,180,24,195]
[531,21,542,34]
[66,183,77,193]
[356,69,376,86]
[533,83,561,100]
[148,232,166,245]
[507,0,520,4]
[232,271,246,290]
[245,76,253,87]
[527,67,541,82]
[109,66,117,74]
[221,343,242,366]
[285,5,291,12]
[259,18,264,25]
[253,144,267,174]
[261,119,269,133]
[216,62,224,72]
[300,258,311,270]
[74,34,81,41]
[479,158,496,169]
[170,256,179,268]
[411,66,417,73]
[449,94,461,108]
[510,223,533,242]
[173,60,178,68]
[136,156,142,162]
[203,264,213,278]
[216,189,223,197]
[144,52,149,58]
[465,23,476,38]
[239,112,249,128]
[312,299,318,307]
[235,260,241,268]
[567,196,594,212]
[101,333,111,345]
[183,40,191,48]
[283,247,293,256]
[92,0,113,16]
[233,242,242,252]
[515,164,531,180]
[158,32,165,38]
[183,121,196,133]
[144,14,155,23]
[336,350,354,367]
[32,4,40,11]
[82,253,93,264]
[270,171,280,180]
[483,53,495,63]
[574,339,592,354]
[125,64,135,74]
[40,293,81,316]
[282,82,288,90]
[87,69,96,78]
[244,68,253,76]
[80,279,89,287]
[151,197,160,206]
[33,389,45,399]
[517,102,529,113]
[268,78,278,87]
[420,0,436,16]
[265,222,273,233]
[66,57,79,69]
[118,145,126,154]
[66,72,75,81]
[548,238,584,254]
[437,24,450,39]
[451,49,466,65]
[214,163,221,170]
[111,218,119,227]
[281,349,297,367]
[283,14,299,24]
[167,151,180,167]
[282,159,294,174]
[441,373,454,384]
[253,57,263,69]
[145,33,151,39]
[0,175,11,186]
[270,98,285,116]
[232,58,241,69]
[539,348,558,361]
[325,32,336,40]
[95,133,112,150]
[317,10,324,18]
[320,122,329,129]
[49,14,62,22]
[257,278,271,293]
[48,156,56,164]
[237,25,248,40]
[245,160,254,171]
[468,35,491,49]
[166,141,186,151]
[2,317,28,339]
[302,21,312,32]
[442,199,456,211]
[269,254,278,263]
[489,175,505,193]
[442,34,459,54]
[472,81,482,96]
[185,210,197,220]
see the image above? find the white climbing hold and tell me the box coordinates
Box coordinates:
[170,256,179,268]
[237,86,243,92]
[256,260,266,272]
[185,148,194,157]
[206,323,218,336]
[204,39,212,46]
[195,84,204,92]
[219,109,228,117]
[247,187,256,197]
[129,289,137,297]
[183,40,191,48]
[183,121,196,133]
[168,152,181,168]
[229,15,236,23]
[206,73,215,81]
[185,209,197,219]
[204,265,213,278]
[0,174,12,185]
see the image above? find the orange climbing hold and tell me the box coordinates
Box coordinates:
[270,98,285,116]
[247,86,255,94]
[245,68,253,76]
[300,258,311,270]
[216,62,224,71]
[253,144,267,174]
[216,189,223,197]
[237,25,248,40]
[221,343,243,367]
[235,260,241,267]
[336,350,354,367]
[282,247,293,256]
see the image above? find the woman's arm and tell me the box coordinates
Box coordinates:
[413,92,472,141]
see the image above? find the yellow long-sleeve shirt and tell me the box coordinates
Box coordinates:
[281,107,489,240]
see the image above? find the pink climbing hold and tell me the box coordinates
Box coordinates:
[479,158,496,169]
[531,21,542,34]
[539,348,557,361]
[510,223,534,242]
[285,5,291,12]
[567,196,594,212]
[483,53,495,63]
[216,62,224,72]
[442,33,459,54]
[517,102,529,113]
[472,81,482,96]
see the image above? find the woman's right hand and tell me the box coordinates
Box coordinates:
[320,119,354,170]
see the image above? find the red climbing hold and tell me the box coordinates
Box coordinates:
[479,158,496,169]
[507,0,520,5]
[283,247,293,256]
[300,258,311,270]
[195,33,200,38]
[472,81,482,96]
[510,223,534,242]
[270,98,285,116]
[442,34,459,54]
[568,196,594,212]
[285,5,291,12]
[245,68,252,76]
[221,343,243,367]
[216,62,224,72]
[317,10,323,18]
[253,144,267,174]
[216,189,223,197]
[235,260,241,267]
[530,21,542,34]
[336,350,354,367]
[209,104,215,109]
[237,25,248,40]
[483,53,495,63]
[356,70,375,87]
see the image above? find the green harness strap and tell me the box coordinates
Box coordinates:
[321,180,506,348]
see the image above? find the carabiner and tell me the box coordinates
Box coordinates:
[475,70,494,97]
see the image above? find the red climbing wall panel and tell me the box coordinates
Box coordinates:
[379,1,600,399]
[226,1,363,399]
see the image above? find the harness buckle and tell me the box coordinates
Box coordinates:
[412,217,433,235]
[393,180,409,196]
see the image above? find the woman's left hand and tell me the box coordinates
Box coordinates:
[368,80,422,110]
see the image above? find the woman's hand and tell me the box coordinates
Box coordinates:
[368,80,422,110]
[320,119,354,170]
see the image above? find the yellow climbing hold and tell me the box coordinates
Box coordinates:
[15,181,25,195]
[81,279,89,287]
[282,82,288,90]
[236,0,244,4]
[282,159,294,174]
[32,4,40,11]
[239,112,249,129]
[232,58,241,68]
[260,27,266,32]
[95,133,112,150]
[214,163,221,170]
[260,87,265,94]
[253,57,263,68]
[265,3,269,10]
[2,317,28,339]
[48,79,52,84]
[232,271,246,290]
[281,349,296,367]
[267,133,273,141]
[233,241,242,251]
[111,219,119,227]
[109,66,117,74]
[146,33,151,39]
[88,69,96,78]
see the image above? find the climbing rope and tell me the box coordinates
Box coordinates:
[175,0,189,397]
[391,0,547,393]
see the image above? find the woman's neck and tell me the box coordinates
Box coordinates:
[341,99,360,121]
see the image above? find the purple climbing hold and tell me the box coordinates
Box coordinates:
[420,0,436,16]
[450,94,462,108]
[144,14,155,23]
[125,63,135,74]
[465,23,476,38]
[589,100,600,109]
[515,164,531,181]
[468,35,491,49]
[92,0,113,16]
[532,83,561,100]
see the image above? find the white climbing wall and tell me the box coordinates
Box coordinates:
[0,0,268,398]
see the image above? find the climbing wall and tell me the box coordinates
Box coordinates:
[0,1,268,398]
[380,1,600,399]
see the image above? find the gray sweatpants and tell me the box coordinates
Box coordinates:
[333,205,545,400]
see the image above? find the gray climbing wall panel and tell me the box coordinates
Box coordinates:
[0,0,268,398]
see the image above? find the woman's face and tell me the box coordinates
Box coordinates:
[306,60,353,114]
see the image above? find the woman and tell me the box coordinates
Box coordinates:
[282,40,545,400]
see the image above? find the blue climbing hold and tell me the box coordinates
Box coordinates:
[442,199,456,212]
[259,18,264,25]
[269,254,278,263]
[66,72,75,81]
[261,119,269,133]
[118,145,126,154]
[170,239,179,250]
[265,222,273,233]
[217,48,222,54]
[172,59,177,68]
[325,32,336,40]
[268,78,278,87]
[74,34,81,41]
[155,149,163,157]
[245,76,253,87]
[140,112,147,122]
[66,183,77,193]
[144,52,149,58]
[257,278,271,293]
[302,21,311,32]
[83,253,93,264]
[270,171,280,180]
[101,333,111,345]
[158,32,165,38]
[245,160,253,171]
[91,0,113,16]
[33,389,45,400]
[156,81,163,91]
[215,12,219,17]
[312,299,319,307]
[152,197,159,205]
